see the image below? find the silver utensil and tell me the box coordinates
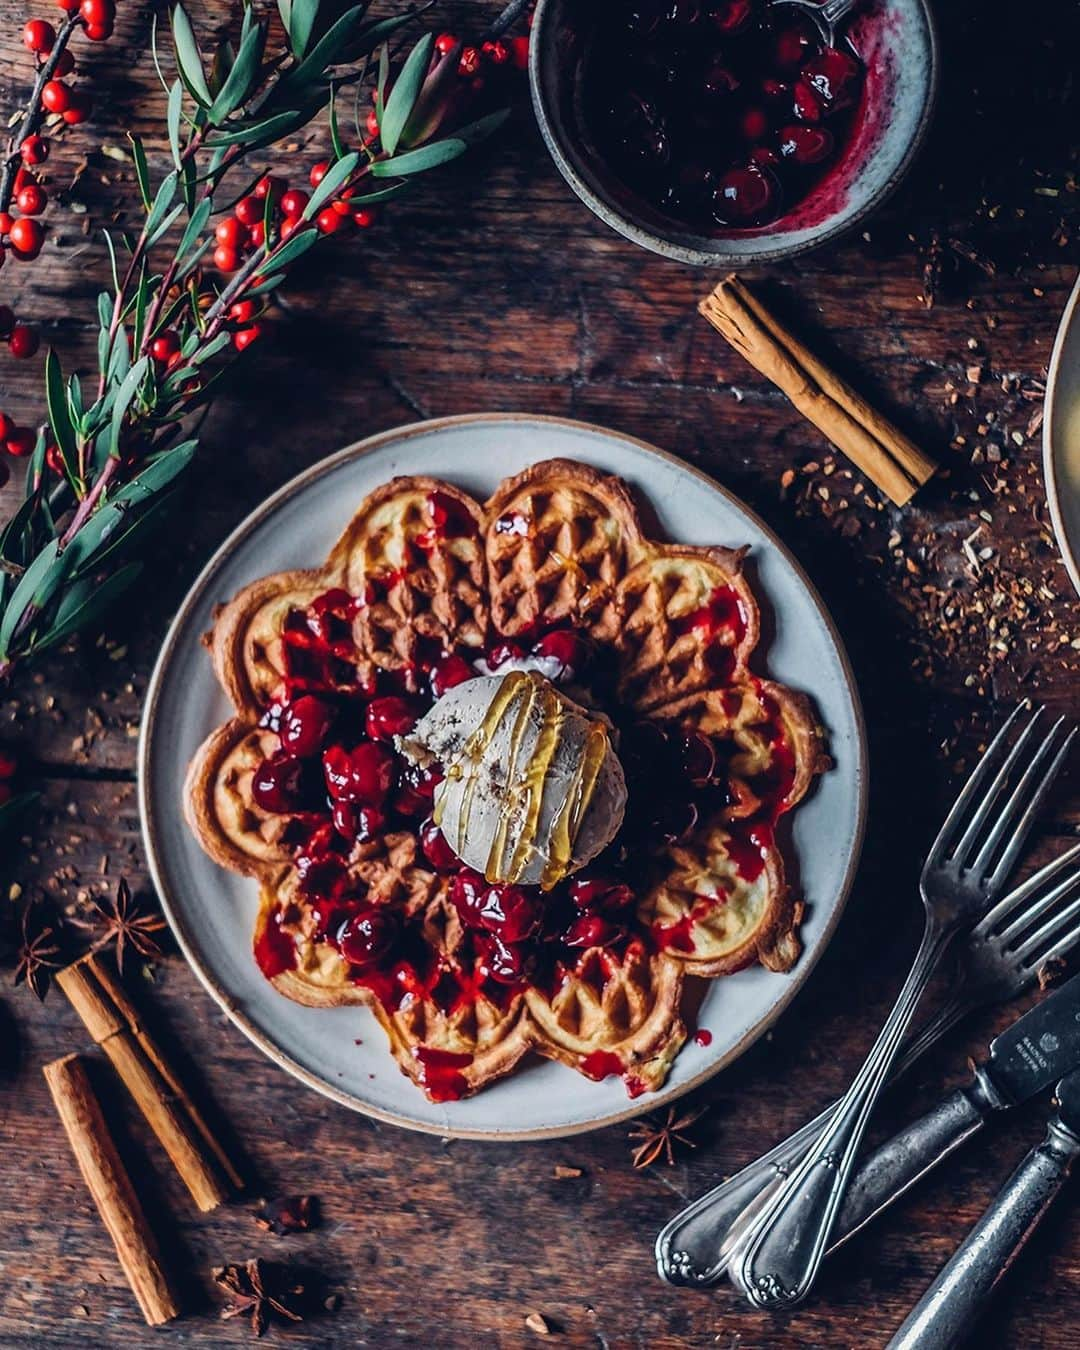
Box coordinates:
[768,0,860,45]
[729,704,1074,1310]
[656,839,1080,1287]
[887,1063,1080,1350]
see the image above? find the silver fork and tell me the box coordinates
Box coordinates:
[656,838,1080,1288]
[727,703,1074,1310]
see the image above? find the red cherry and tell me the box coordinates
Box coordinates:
[339,905,399,969]
[253,174,284,201]
[802,46,862,110]
[365,107,380,138]
[531,629,591,677]
[509,35,529,70]
[564,913,624,949]
[420,817,459,872]
[6,428,37,456]
[793,78,825,123]
[401,760,442,802]
[213,244,240,272]
[569,877,617,911]
[229,299,257,322]
[458,45,480,77]
[713,164,777,223]
[740,106,770,143]
[331,800,385,842]
[749,145,781,168]
[316,207,345,234]
[477,884,541,942]
[709,0,751,33]
[352,208,376,229]
[434,32,459,55]
[279,217,301,241]
[10,322,42,359]
[56,0,80,10]
[280,188,308,218]
[484,640,525,669]
[309,160,329,188]
[15,185,46,216]
[774,22,813,69]
[41,80,71,113]
[481,39,509,65]
[281,695,335,756]
[45,444,64,475]
[483,936,532,984]
[323,741,395,806]
[234,195,261,226]
[53,47,76,70]
[365,695,418,742]
[430,653,475,698]
[248,220,266,248]
[778,123,835,165]
[79,0,114,27]
[450,869,487,927]
[62,91,90,123]
[84,22,112,40]
[215,216,245,248]
[149,329,181,362]
[9,217,44,259]
[0,412,12,439]
[0,215,12,237]
[23,19,56,52]
[251,753,306,813]
[20,136,49,166]
[232,324,263,352]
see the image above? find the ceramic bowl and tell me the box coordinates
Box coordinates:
[529,0,939,267]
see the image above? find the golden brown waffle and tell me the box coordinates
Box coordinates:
[186,457,828,1104]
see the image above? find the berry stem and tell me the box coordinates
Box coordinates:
[0,11,82,213]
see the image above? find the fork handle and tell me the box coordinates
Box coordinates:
[887,1115,1080,1350]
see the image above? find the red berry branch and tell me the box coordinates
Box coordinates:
[0,0,523,683]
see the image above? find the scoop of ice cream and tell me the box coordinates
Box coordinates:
[400,672,626,889]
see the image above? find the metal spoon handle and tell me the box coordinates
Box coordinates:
[732,925,949,1309]
[821,0,860,26]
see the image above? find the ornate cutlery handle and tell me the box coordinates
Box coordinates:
[732,928,949,1309]
[887,1116,1080,1350]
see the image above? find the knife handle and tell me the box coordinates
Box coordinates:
[887,1115,1080,1350]
[829,1068,1008,1252]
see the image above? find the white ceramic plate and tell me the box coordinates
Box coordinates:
[1044,271,1080,599]
[139,414,867,1140]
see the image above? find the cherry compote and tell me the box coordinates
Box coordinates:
[586,0,863,229]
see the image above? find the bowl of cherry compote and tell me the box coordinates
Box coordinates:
[529,0,938,266]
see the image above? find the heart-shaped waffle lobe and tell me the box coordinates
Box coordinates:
[186,457,827,1104]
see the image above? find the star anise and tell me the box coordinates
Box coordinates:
[74,878,167,973]
[13,903,63,1001]
[213,1259,304,1337]
[629,1104,708,1169]
[254,1194,320,1235]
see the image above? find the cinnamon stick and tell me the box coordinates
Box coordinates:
[699,275,937,507]
[57,953,240,1211]
[43,1054,181,1326]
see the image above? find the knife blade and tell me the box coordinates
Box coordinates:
[978,967,1080,1103]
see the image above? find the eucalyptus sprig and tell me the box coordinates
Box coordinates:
[0,0,511,684]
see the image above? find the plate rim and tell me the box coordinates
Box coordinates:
[1043,269,1080,600]
[138,412,869,1141]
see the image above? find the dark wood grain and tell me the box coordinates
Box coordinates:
[2,0,1079,1345]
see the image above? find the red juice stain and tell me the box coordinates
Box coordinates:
[413,1046,473,1102]
[625,1074,647,1099]
[677,586,747,645]
[580,1050,624,1081]
[653,912,698,953]
[694,1028,713,1047]
[726,822,774,882]
[416,492,476,550]
[254,908,296,978]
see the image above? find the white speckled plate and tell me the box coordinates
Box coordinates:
[1044,271,1080,599]
[139,415,867,1139]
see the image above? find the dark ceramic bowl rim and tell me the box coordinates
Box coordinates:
[528,0,941,267]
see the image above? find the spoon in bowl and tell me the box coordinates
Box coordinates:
[768,0,861,46]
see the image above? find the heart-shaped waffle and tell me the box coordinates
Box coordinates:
[186,457,827,1103]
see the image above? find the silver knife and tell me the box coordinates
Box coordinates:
[887,1063,1080,1349]
[659,969,1080,1287]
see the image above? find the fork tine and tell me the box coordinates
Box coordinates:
[1021,919,1080,973]
[925,702,1034,869]
[976,840,1080,936]
[980,725,1076,888]
[1011,883,1080,963]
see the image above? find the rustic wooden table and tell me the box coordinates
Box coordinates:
[1,0,1079,1345]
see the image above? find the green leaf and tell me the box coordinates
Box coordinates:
[303,150,359,217]
[375,41,389,120]
[265,225,319,270]
[129,134,152,211]
[210,15,266,124]
[170,4,212,107]
[107,320,130,386]
[276,0,292,33]
[400,42,460,149]
[328,85,346,162]
[102,228,121,293]
[245,272,287,297]
[145,171,179,238]
[45,350,78,476]
[287,5,364,91]
[147,202,185,247]
[380,33,432,156]
[354,11,416,54]
[208,109,306,147]
[188,332,231,365]
[114,440,198,503]
[176,236,213,281]
[341,181,408,206]
[74,491,177,576]
[167,79,184,167]
[371,138,466,177]
[176,197,211,263]
[1,495,44,568]
[288,0,319,58]
[0,540,72,659]
[40,561,143,650]
[108,357,151,459]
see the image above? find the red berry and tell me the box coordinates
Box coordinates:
[531,629,591,677]
[252,752,306,813]
[485,640,525,669]
[84,22,112,40]
[62,91,90,123]
[710,0,752,33]
[509,35,529,70]
[713,164,777,224]
[279,216,300,241]
[778,123,835,166]
[564,913,624,949]
[213,243,240,272]
[23,19,56,52]
[322,741,395,806]
[365,695,417,742]
[234,195,261,226]
[79,0,114,28]
[802,46,862,110]
[150,329,181,361]
[281,695,335,757]
[0,215,12,237]
[477,884,541,942]
[420,817,459,871]
[482,936,532,984]
[430,653,475,698]
[774,22,813,69]
[316,207,345,234]
[365,107,379,137]
[481,39,509,65]
[449,869,487,927]
[15,186,45,220]
[215,216,245,248]
[229,299,257,322]
[0,749,16,778]
[793,78,825,122]
[56,0,81,10]
[308,160,329,188]
[41,80,71,113]
[458,46,480,77]
[280,187,308,218]
[338,905,398,969]
[6,428,37,456]
[248,220,266,248]
[352,207,376,229]
[232,323,262,351]
[253,174,284,201]
[0,413,12,439]
[45,444,64,474]
[569,877,634,913]
[20,136,49,166]
[434,32,459,55]
[331,800,385,842]
[9,218,44,260]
